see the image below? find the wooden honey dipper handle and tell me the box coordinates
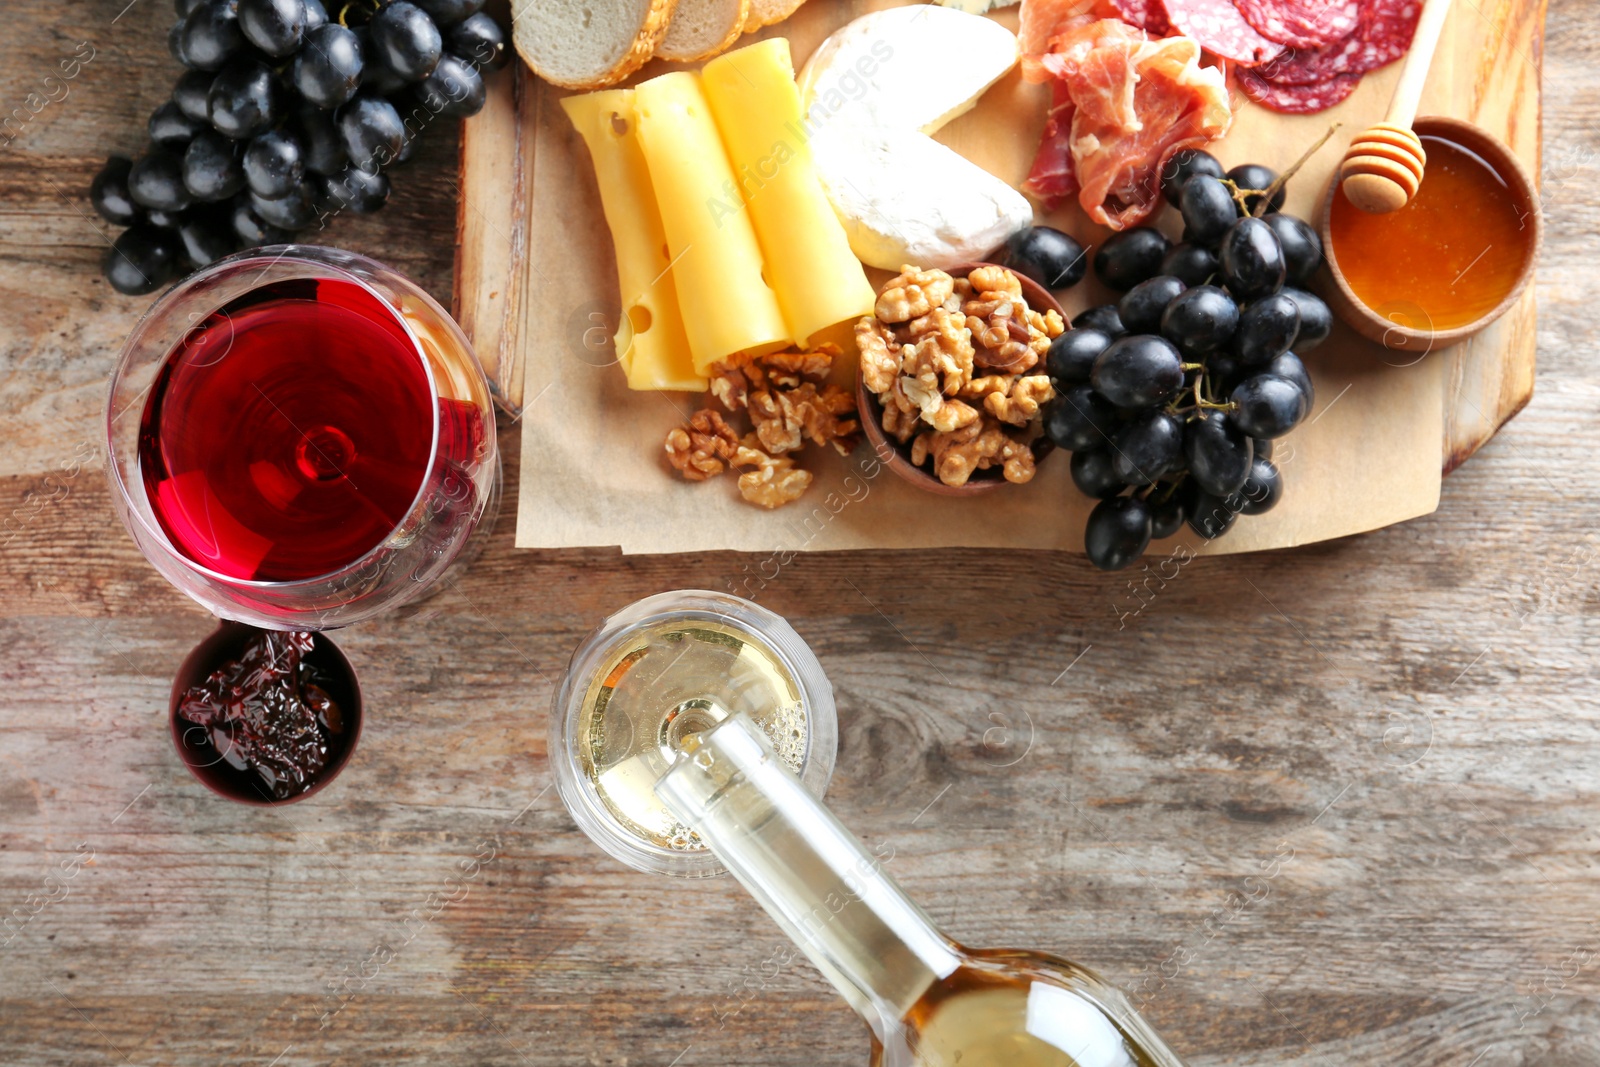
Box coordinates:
[1340,0,1455,213]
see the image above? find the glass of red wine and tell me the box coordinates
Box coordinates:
[107,245,501,631]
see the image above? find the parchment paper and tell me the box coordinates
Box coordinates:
[515,1,1465,556]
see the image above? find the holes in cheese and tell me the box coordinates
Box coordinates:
[700,38,875,347]
[633,72,791,374]
[561,89,706,393]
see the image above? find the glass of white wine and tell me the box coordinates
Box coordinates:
[554,591,1186,1066]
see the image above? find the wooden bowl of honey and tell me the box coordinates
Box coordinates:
[1317,116,1541,353]
[857,262,1060,497]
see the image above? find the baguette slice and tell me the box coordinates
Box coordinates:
[657,0,749,61]
[741,0,807,33]
[514,0,677,90]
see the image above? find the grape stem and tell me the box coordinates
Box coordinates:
[1249,122,1344,218]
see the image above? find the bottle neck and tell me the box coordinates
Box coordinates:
[655,713,962,1035]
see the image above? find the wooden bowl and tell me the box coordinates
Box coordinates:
[1316,116,1541,354]
[856,262,1063,497]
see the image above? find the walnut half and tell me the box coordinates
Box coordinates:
[665,409,739,481]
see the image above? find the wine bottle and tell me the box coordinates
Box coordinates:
[655,712,1186,1067]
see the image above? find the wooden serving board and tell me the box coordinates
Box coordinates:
[454,0,1545,554]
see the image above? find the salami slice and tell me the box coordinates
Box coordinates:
[1236,64,1361,113]
[1232,0,1359,48]
[1161,0,1285,65]
[1254,0,1421,85]
[1111,0,1172,35]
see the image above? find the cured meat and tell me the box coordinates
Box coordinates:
[1022,19,1232,227]
[1232,0,1359,49]
[1019,0,1100,81]
[1160,0,1284,65]
[1023,80,1082,205]
[1236,64,1361,113]
[1254,0,1422,85]
[1109,0,1171,35]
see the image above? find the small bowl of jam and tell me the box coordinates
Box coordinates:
[169,623,363,805]
[1318,116,1541,353]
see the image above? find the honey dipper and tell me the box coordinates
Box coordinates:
[1339,0,1456,214]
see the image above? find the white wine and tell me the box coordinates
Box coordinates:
[576,619,809,853]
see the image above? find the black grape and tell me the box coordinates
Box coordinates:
[231,193,291,244]
[1046,328,1113,386]
[336,93,405,171]
[1093,227,1170,292]
[297,106,349,175]
[1282,287,1331,351]
[176,206,239,266]
[1159,148,1225,205]
[1160,243,1218,288]
[208,60,283,138]
[1228,374,1307,439]
[414,0,486,24]
[104,225,181,295]
[149,100,205,148]
[183,129,246,201]
[1187,489,1239,540]
[1219,217,1286,301]
[1233,292,1300,365]
[251,180,318,230]
[1110,410,1183,486]
[1262,213,1322,287]
[1265,351,1314,412]
[1090,335,1185,409]
[129,150,193,212]
[1150,492,1185,539]
[446,11,508,69]
[292,24,365,109]
[238,0,307,56]
[1070,449,1123,499]
[1184,410,1254,497]
[173,69,216,123]
[1235,456,1283,515]
[414,53,486,117]
[1161,284,1237,358]
[1179,174,1239,248]
[1073,305,1125,337]
[1085,496,1152,571]
[318,165,390,214]
[91,156,142,226]
[180,0,244,71]
[1226,163,1285,214]
[369,1,443,82]
[1043,385,1119,452]
[1118,275,1186,336]
[1003,226,1088,291]
[244,128,306,199]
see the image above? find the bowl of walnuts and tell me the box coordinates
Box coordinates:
[855,263,1063,497]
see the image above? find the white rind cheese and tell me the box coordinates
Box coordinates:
[798,7,1030,270]
[809,126,1033,271]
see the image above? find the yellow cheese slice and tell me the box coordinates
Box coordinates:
[700,39,875,348]
[632,71,791,373]
[560,90,706,392]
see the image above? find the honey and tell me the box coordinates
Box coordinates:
[1329,133,1532,331]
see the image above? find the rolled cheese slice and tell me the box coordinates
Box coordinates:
[700,38,875,347]
[809,124,1033,271]
[561,90,706,392]
[633,71,791,372]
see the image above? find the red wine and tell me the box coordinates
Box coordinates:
[139,277,439,582]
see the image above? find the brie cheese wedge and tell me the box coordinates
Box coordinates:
[798,7,1031,270]
[809,125,1033,271]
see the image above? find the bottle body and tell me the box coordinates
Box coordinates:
[655,712,1185,1067]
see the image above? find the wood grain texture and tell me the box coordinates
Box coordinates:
[2,1,1599,1065]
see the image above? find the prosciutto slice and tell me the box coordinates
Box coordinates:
[1020,17,1231,229]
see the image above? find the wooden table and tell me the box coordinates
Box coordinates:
[2,1,1596,1063]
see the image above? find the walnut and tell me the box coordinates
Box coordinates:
[665,409,739,481]
[960,375,1012,401]
[1028,307,1066,339]
[708,358,756,411]
[875,266,954,323]
[985,375,1055,426]
[731,439,812,508]
[966,305,1037,374]
[879,395,920,443]
[967,264,1023,299]
[903,308,975,395]
[857,317,901,396]
[922,418,1001,487]
[998,434,1037,484]
[762,346,836,387]
[750,382,858,455]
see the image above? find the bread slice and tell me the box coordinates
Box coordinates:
[513,0,677,90]
[657,0,748,61]
[740,0,807,33]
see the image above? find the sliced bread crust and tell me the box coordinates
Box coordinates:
[514,0,678,90]
[740,0,807,34]
[657,0,749,61]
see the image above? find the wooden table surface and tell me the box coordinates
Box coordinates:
[3,1,1598,1064]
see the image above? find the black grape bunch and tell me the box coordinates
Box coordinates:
[1039,151,1336,571]
[91,0,510,295]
